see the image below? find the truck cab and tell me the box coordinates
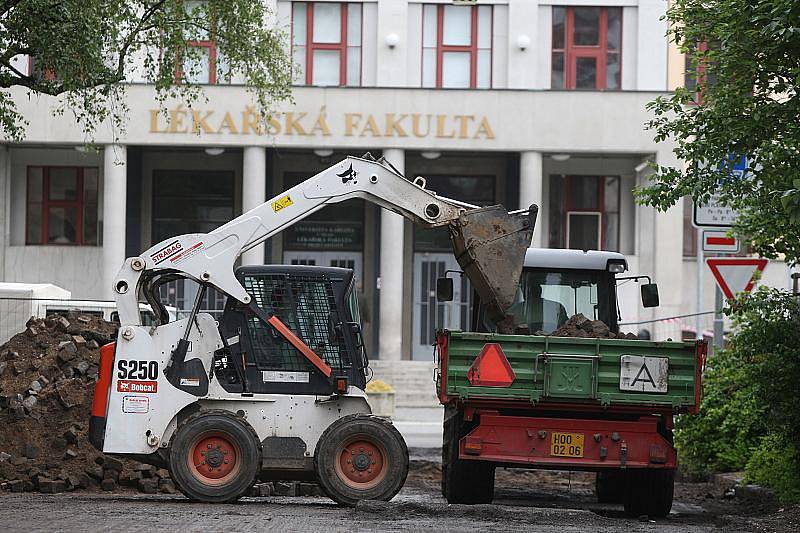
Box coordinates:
[461,248,659,336]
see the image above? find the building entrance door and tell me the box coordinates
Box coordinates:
[411,252,473,360]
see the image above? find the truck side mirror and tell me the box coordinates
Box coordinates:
[436,277,454,302]
[641,283,660,308]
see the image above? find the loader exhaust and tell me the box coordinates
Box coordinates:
[448,204,538,323]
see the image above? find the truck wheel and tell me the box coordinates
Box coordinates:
[596,471,625,504]
[442,408,495,504]
[314,414,408,506]
[169,410,261,503]
[622,469,675,518]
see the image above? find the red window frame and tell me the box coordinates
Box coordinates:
[564,175,605,249]
[423,5,493,89]
[26,166,98,246]
[176,39,218,84]
[552,7,621,90]
[685,41,712,104]
[292,2,361,87]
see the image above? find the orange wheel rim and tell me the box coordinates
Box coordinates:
[188,431,241,486]
[334,436,388,490]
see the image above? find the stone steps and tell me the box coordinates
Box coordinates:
[369,360,439,408]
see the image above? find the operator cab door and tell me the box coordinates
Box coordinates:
[216,267,365,395]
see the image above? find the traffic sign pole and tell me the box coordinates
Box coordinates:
[713,287,724,351]
[696,231,704,341]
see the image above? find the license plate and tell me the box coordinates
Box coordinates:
[550,432,585,458]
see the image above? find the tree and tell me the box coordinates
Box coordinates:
[638,0,800,264]
[0,0,293,141]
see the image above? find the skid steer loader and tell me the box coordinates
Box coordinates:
[89,154,536,505]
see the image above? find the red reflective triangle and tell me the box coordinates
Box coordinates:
[467,343,516,387]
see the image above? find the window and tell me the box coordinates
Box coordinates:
[26,167,98,245]
[422,4,492,89]
[292,2,362,86]
[548,175,620,251]
[685,42,717,104]
[552,6,621,90]
[503,268,614,334]
[177,1,226,84]
[683,196,698,256]
[151,170,234,243]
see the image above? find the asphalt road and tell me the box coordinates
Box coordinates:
[0,469,787,533]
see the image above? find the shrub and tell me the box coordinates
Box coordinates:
[675,287,800,501]
[745,433,800,504]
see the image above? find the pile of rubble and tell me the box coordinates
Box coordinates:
[0,313,176,495]
[550,313,639,340]
[0,312,325,498]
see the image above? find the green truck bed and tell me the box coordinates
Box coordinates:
[437,330,704,412]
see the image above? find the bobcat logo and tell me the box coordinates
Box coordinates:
[337,164,358,184]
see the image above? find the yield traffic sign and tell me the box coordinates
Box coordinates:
[706,258,768,299]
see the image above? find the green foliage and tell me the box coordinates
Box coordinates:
[637,0,800,264]
[676,288,800,499]
[745,433,800,504]
[0,0,293,141]
[675,337,767,474]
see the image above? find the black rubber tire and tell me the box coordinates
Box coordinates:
[169,409,261,503]
[314,414,409,506]
[596,471,626,504]
[442,407,495,504]
[622,469,675,518]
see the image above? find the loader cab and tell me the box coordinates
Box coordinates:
[215,265,368,396]
[464,249,657,335]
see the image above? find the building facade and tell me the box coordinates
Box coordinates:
[0,0,792,362]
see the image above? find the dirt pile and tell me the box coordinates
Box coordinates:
[550,313,639,340]
[0,313,177,495]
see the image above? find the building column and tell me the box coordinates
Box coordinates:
[241,146,267,266]
[378,148,405,361]
[520,151,544,247]
[652,147,683,321]
[103,145,127,300]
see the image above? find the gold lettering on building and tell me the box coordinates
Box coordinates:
[385,113,408,137]
[191,110,214,134]
[435,115,455,138]
[360,115,382,137]
[284,112,308,136]
[217,112,239,134]
[148,107,496,141]
[344,113,361,136]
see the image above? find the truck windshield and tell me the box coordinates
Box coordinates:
[503,268,613,334]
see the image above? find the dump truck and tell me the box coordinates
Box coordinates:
[90,154,535,505]
[435,248,706,517]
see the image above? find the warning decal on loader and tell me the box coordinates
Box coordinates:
[122,395,150,413]
[272,194,293,213]
[619,355,669,393]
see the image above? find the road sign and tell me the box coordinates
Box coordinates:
[693,155,747,228]
[693,193,736,228]
[706,258,768,299]
[702,230,740,253]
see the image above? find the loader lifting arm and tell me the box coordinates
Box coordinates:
[112,154,536,325]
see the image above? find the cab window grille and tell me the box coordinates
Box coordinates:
[243,273,347,373]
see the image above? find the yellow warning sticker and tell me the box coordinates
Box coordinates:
[271,194,293,213]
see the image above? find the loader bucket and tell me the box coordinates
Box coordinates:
[449,204,538,322]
